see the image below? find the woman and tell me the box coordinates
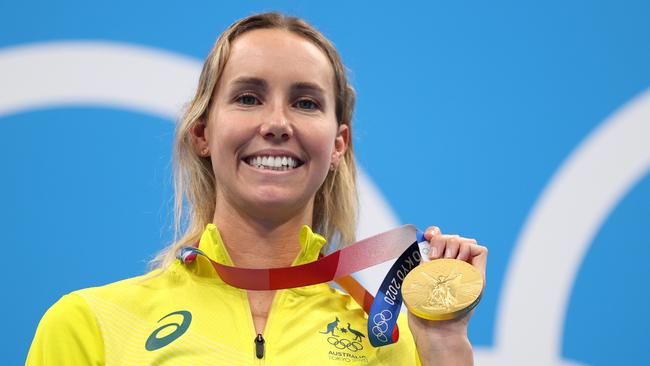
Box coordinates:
[27,12,487,365]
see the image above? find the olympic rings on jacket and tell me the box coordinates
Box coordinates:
[327,337,364,352]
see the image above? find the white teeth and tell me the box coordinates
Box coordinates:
[247,155,300,170]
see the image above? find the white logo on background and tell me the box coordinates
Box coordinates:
[475,89,650,366]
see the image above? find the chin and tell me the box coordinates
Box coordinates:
[244,189,313,216]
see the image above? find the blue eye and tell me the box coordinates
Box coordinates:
[295,99,318,110]
[237,94,260,105]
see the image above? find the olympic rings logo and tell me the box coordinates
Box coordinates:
[327,337,364,352]
[371,310,393,343]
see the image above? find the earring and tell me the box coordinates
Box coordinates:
[201,148,209,156]
[330,163,336,171]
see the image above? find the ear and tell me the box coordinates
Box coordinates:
[331,124,349,168]
[190,119,210,157]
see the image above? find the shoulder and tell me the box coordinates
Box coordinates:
[73,268,167,302]
[27,267,179,366]
[38,292,95,326]
[69,265,192,328]
[27,293,104,365]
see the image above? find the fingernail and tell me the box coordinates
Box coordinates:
[444,248,452,258]
[430,247,438,258]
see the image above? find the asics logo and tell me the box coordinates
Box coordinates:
[371,310,393,343]
[145,310,192,351]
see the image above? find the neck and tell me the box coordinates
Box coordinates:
[212,197,314,269]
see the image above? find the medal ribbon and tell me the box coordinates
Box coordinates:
[178,225,427,347]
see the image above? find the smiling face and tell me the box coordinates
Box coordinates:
[195,28,348,223]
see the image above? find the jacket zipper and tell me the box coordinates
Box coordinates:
[246,290,283,364]
[254,333,265,359]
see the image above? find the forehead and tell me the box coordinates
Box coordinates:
[220,28,335,93]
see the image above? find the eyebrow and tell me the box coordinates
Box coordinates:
[229,77,326,96]
[231,77,268,91]
[291,82,326,96]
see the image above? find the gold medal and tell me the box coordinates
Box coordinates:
[401,259,484,321]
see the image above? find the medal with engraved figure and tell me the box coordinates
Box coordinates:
[401,258,484,321]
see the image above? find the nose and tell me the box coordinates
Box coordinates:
[260,106,293,142]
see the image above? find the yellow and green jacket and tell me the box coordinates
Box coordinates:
[27,225,420,365]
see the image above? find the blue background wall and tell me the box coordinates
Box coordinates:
[1,1,649,364]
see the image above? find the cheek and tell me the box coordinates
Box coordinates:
[318,100,340,153]
[209,116,251,159]
[304,126,337,163]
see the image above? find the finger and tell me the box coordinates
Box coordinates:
[423,226,441,241]
[428,232,446,259]
[443,235,460,258]
[456,238,478,261]
[468,244,488,277]
[456,241,472,261]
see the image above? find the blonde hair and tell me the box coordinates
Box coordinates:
[153,12,358,268]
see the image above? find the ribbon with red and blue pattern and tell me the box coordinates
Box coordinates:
[178,225,427,347]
